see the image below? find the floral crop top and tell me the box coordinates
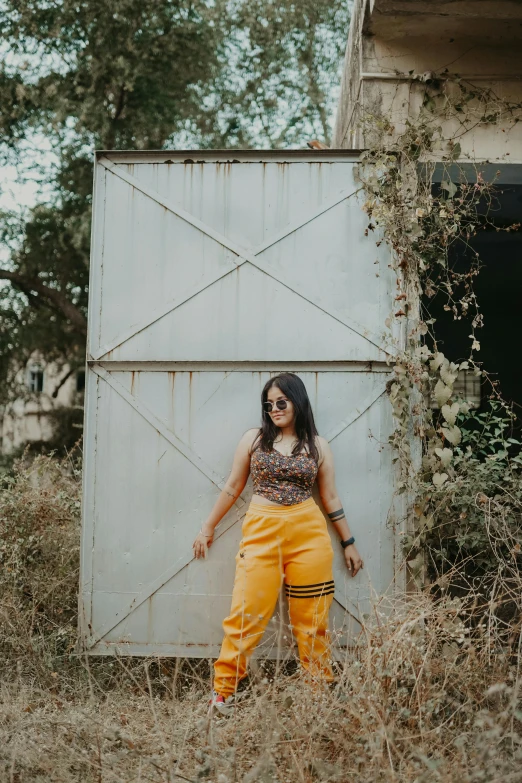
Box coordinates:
[250,447,319,505]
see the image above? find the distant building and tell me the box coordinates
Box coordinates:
[0,351,85,454]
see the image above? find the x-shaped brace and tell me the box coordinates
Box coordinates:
[85,365,387,648]
[93,158,394,361]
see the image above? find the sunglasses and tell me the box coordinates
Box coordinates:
[263,399,289,413]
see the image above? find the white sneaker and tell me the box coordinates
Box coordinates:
[208,689,235,716]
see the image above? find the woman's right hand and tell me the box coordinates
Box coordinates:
[191,429,256,560]
[192,524,214,559]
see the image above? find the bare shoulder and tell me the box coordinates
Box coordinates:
[314,435,331,466]
[242,427,262,453]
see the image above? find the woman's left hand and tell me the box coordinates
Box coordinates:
[192,525,214,559]
[344,545,363,576]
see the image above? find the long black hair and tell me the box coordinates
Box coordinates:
[251,373,320,462]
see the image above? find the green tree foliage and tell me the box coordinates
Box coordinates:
[0,0,350,404]
[197,0,350,147]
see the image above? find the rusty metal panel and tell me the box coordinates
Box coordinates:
[80,151,399,657]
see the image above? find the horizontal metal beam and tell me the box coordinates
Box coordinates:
[88,360,393,373]
[95,149,365,164]
[81,639,363,659]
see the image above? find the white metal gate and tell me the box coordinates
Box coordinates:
[80,150,400,656]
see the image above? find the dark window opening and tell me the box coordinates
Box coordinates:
[28,368,44,393]
[76,370,85,392]
[424,165,522,434]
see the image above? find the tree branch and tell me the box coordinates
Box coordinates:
[52,366,76,398]
[0,269,88,336]
[113,84,127,122]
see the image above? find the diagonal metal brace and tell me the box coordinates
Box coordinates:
[94,159,394,361]
[86,366,389,647]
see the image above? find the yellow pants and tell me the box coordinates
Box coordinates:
[213,497,335,697]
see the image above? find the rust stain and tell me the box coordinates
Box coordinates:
[147,597,153,640]
[130,370,135,394]
[223,166,229,231]
[188,371,193,443]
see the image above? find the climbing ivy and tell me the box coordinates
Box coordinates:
[355,74,522,587]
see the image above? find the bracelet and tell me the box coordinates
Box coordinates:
[341,536,355,549]
[199,529,213,537]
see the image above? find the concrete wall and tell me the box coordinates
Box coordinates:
[333,0,522,160]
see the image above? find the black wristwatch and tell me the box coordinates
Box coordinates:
[341,536,355,549]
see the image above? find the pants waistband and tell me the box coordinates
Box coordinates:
[247,496,318,516]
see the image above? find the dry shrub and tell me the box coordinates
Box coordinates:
[1,454,521,782]
[0,448,81,681]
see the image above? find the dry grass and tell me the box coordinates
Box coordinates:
[1,452,521,782]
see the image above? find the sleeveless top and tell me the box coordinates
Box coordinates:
[250,447,319,505]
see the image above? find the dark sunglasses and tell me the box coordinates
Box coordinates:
[263,399,288,413]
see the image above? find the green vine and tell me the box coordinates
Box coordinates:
[355,74,522,589]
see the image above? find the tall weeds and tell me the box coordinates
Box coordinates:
[1,453,521,782]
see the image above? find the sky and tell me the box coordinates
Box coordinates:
[1,163,42,211]
[0,133,58,266]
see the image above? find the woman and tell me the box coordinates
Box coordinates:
[192,372,363,715]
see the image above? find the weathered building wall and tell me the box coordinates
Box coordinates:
[0,353,84,454]
[333,0,522,160]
